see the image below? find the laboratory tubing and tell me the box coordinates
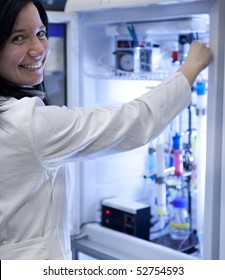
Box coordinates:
[148,146,157,178]
[156,140,165,178]
[195,81,207,239]
[156,138,167,219]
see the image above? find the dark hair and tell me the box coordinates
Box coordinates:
[0,0,50,105]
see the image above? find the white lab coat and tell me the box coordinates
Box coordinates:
[0,72,191,259]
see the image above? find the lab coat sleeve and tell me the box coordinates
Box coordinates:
[30,72,191,168]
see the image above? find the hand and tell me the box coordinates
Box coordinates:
[185,41,213,72]
[177,41,213,86]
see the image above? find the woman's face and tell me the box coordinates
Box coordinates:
[0,3,50,86]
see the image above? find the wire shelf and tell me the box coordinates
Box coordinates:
[85,67,172,81]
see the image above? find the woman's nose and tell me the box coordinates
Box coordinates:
[28,37,45,57]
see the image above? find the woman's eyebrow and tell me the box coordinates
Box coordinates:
[11,25,46,34]
[11,29,26,34]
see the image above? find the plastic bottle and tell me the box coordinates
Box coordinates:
[170,197,190,240]
[151,44,161,72]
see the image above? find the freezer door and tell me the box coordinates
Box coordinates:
[203,0,225,260]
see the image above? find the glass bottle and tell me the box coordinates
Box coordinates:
[170,196,190,240]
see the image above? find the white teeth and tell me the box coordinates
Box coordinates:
[22,62,42,69]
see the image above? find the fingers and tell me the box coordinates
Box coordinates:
[187,41,213,71]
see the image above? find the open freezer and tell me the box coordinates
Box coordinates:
[61,0,225,260]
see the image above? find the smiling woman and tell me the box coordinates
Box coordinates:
[0,0,50,104]
[0,4,49,86]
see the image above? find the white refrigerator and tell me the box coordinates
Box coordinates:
[47,0,225,260]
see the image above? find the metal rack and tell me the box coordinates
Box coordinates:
[85,67,172,81]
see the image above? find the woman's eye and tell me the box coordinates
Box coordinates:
[12,35,24,44]
[37,30,47,39]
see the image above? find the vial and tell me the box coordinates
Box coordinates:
[170,197,190,240]
[172,133,183,177]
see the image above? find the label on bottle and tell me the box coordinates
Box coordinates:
[170,222,190,229]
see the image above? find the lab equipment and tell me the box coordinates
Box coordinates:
[170,197,190,240]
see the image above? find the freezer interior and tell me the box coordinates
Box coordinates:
[63,0,223,260]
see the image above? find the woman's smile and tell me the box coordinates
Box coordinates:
[20,61,43,70]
